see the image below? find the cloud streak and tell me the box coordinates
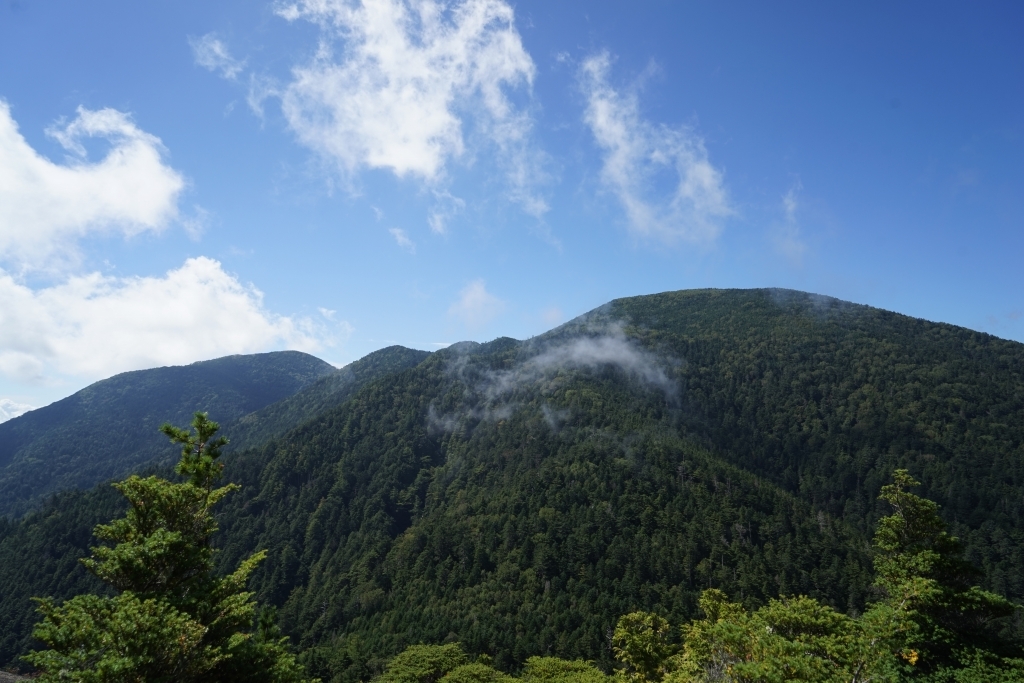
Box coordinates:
[189,33,246,80]
[429,323,677,433]
[484,326,676,401]
[0,257,340,385]
[773,180,806,265]
[389,227,416,253]
[580,52,732,243]
[274,0,548,218]
[0,102,185,271]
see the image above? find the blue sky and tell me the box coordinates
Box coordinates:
[0,0,1022,416]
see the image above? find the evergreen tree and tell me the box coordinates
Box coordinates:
[871,470,1024,679]
[23,413,314,683]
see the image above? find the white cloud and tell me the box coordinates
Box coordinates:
[773,180,806,265]
[487,325,676,399]
[0,398,33,423]
[0,257,341,384]
[189,33,246,80]
[389,227,416,253]
[447,278,504,330]
[0,101,185,270]
[427,190,465,234]
[274,0,548,216]
[580,52,732,243]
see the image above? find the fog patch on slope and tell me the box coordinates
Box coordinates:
[428,323,677,434]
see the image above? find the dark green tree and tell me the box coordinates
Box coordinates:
[23,412,314,683]
[872,470,1023,678]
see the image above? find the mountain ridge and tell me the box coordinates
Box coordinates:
[0,350,336,518]
[2,288,1023,679]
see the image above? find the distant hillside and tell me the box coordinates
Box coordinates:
[225,346,432,453]
[0,351,335,518]
[3,289,1024,680]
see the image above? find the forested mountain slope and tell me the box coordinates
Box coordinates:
[225,346,431,453]
[2,288,1023,680]
[213,337,872,682]
[600,289,1024,599]
[0,345,434,669]
[0,351,335,518]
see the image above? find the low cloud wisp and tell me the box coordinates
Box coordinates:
[430,324,677,433]
[484,327,676,401]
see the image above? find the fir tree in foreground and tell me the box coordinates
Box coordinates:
[23,412,315,683]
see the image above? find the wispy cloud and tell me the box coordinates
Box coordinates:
[0,257,342,385]
[427,190,465,234]
[428,322,677,433]
[0,398,34,424]
[0,102,185,271]
[580,52,732,243]
[189,33,246,80]
[389,227,416,253]
[273,0,548,219]
[773,180,806,265]
[448,278,504,330]
[482,324,676,401]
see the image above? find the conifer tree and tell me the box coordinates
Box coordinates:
[871,469,1023,678]
[24,412,315,683]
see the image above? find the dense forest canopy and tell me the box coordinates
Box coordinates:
[2,288,1023,680]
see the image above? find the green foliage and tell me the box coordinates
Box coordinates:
[606,289,1024,601]
[672,592,894,682]
[23,413,313,683]
[0,351,335,518]
[612,613,672,682]
[227,346,431,453]
[374,644,469,683]
[211,341,868,680]
[371,647,600,683]
[25,592,213,682]
[0,485,123,670]
[871,470,1022,678]
[0,348,431,671]
[439,663,515,683]
[520,657,610,683]
[668,471,1024,682]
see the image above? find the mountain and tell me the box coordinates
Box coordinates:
[0,351,336,518]
[0,345,435,669]
[224,346,432,454]
[2,288,1023,680]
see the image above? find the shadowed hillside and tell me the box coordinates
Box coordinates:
[0,351,336,518]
